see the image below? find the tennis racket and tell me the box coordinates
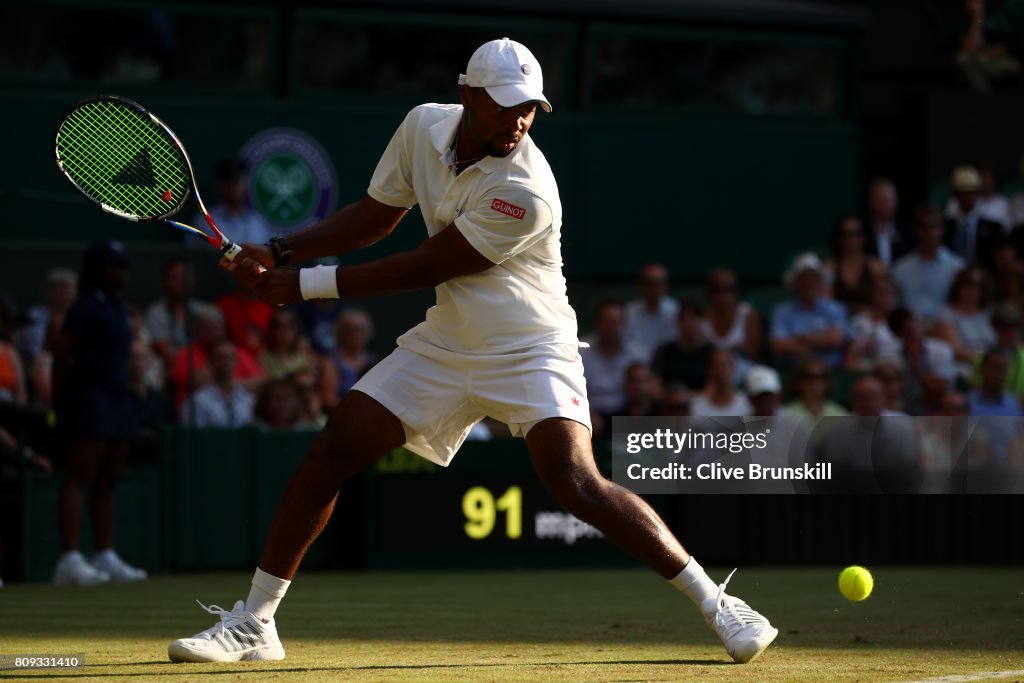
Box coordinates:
[54,95,251,263]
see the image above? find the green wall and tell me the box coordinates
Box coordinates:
[4,91,857,280]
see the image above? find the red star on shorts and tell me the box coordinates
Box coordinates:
[570,396,580,406]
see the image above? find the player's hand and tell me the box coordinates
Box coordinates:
[220,256,302,305]
[238,243,276,269]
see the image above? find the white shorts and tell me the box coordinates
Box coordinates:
[352,345,592,466]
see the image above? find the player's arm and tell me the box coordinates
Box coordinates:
[227,222,494,304]
[239,196,408,268]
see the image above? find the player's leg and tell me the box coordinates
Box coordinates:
[524,417,688,576]
[258,389,406,579]
[89,439,146,581]
[524,417,778,663]
[168,390,405,663]
[54,438,110,585]
[89,438,127,552]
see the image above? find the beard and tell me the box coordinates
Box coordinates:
[487,136,521,158]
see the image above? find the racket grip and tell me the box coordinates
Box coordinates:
[220,239,243,261]
[220,238,266,273]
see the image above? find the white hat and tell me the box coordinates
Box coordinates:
[746,365,782,396]
[783,252,825,287]
[458,38,552,113]
[951,165,982,193]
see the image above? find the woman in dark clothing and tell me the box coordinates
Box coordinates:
[825,216,883,315]
[51,241,146,585]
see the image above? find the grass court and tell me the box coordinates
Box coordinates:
[1,568,1021,682]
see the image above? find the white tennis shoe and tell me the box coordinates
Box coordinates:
[53,551,110,586]
[702,569,778,663]
[168,600,285,663]
[92,550,147,582]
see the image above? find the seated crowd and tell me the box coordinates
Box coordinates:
[2,165,1024,454]
[581,166,1024,454]
[1,255,381,439]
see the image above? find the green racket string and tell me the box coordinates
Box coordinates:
[56,100,190,219]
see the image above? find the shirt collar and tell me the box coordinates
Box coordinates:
[428,106,520,176]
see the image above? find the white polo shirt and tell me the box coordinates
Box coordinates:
[367,103,579,358]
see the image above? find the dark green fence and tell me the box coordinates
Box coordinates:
[12,429,1024,582]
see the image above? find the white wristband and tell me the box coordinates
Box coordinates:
[299,265,340,300]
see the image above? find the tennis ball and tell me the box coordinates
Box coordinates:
[838,566,873,601]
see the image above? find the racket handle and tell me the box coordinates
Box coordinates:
[220,239,243,261]
[220,238,266,273]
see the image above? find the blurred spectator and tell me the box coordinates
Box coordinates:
[745,365,783,417]
[170,305,263,410]
[824,216,883,315]
[967,349,1024,468]
[864,177,913,266]
[216,279,273,358]
[770,252,847,370]
[968,349,1022,416]
[196,159,272,246]
[1011,153,1024,229]
[944,166,1004,267]
[259,309,316,380]
[690,348,752,417]
[990,237,1024,306]
[782,356,849,418]
[984,301,1024,395]
[846,273,902,372]
[179,340,255,428]
[613,362,658,418]
[656,382,692,417]
[129,341,172,437]
[944,160,1012,231]
[937,266,997,377]
[915,394,969,490]
[13,268,77,364]
[700,268,761,372]
[143,258,205,372]
[651,298,713,391]
[888,307,956,415]
[892,202,964,323]
[52,241,146,585]
[874,359,909,415]
[0,300,27,405]
[817,376,920,492]
[251,378,314,431]
[322,308,379,411]
[955,0,1022,92]
[624,263,679,362]
[581,298,646,419]
[294,299,347,354]
[292,368,326,428]
[28,339,54,408]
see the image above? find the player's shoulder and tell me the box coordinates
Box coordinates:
[404,103,462,128]
[495,139,560,209]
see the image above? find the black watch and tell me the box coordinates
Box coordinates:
[268,236,291,266]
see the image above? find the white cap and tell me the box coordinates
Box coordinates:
[951,165,982,193]
[458,38,552,113]
[784,251,825,287]
[746,365,782,396]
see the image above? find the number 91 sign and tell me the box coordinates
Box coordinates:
[463,486,522,540]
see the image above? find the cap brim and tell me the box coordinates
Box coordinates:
[485,84,552,112]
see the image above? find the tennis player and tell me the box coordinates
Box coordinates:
[169,38,777,665]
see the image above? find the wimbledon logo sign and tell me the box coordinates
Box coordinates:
[239,128,338,232]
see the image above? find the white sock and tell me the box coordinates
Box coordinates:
[669,557,719,615]
[246,567,291,621]
[62,550,83,562]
